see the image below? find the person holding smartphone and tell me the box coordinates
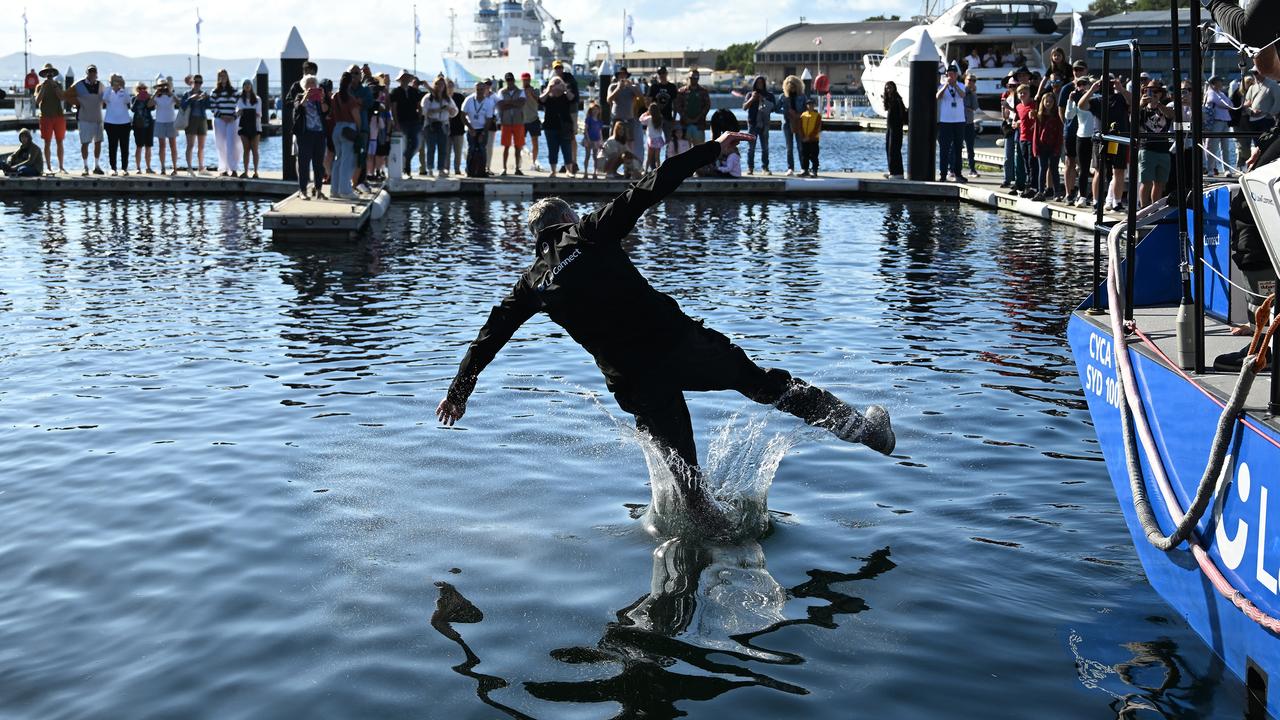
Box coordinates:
[293,74,330,199]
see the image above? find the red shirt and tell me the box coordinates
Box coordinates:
[1016,102,1036,140]
[24,71,38,91]
[1033,112,1063,157]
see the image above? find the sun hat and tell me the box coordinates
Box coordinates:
[38,63,59,78]
[396,69,414,81]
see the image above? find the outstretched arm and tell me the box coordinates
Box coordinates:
[437,278,541,425]
[577,131,753,242]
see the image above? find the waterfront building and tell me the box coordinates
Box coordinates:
[1082,9,1243,82]
[590,50,718,83]
[753,20,914,92]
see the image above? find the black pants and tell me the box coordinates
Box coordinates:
[1076,137,1093,199]
[296,131,326,193]
[105,122,131,171]
[887,126,904,176]
[611,324,850,483]
[800,140,820,174]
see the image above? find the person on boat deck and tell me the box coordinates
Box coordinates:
[1216,134,1280,367]
[1,130,43,177]
[981,47,998,68]
[1202,0,1280,81]
[964,49,983,72]
[436,132,896,535]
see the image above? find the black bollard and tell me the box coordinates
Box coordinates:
[280,27,309,183]
[907,30,941,182]
[255,60,270,119]
[598,58,613,128]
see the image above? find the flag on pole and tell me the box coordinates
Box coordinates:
[624,12,634,45]
[1071,11,1084,47]
[415,7,421,44]
[196,9,203,37]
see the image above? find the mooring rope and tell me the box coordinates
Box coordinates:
[1105,220,1280,633]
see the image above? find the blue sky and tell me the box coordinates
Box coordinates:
[13,0,1080,73]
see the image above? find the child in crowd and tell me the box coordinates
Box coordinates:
[583,102,604,178]
[639,101,666,171]
[599,121,642,179]
[667,125,691,160]
[1031,92,1063,201]
[1015,83,1037,196]
[713,135,742,177]
[797,98,822,177]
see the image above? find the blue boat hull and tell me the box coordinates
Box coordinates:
[1067,219,1280,712]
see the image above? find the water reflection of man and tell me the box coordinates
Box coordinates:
[436,132,895,536]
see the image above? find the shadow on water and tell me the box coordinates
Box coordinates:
[431,539,896,719]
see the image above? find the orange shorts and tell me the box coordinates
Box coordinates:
[500,123,526,148]
[39,114,67,141]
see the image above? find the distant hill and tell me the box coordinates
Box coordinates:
[2,52,437,91]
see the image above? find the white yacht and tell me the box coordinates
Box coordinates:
[442,0,576,84]
[862,0,1062,118]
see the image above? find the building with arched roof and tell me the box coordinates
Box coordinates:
[753,20,915,91]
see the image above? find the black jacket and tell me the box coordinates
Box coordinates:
[447,140,721,404]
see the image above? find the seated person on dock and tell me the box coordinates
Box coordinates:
[436,131,896,536]
[599,121,643,179]
[1,130,43,177]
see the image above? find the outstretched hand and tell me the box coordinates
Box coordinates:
[436,397,466,426]
[715,131,754,156]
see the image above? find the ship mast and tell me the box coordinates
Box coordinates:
[447,8,458,54]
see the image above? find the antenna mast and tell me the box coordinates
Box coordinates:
[447,8,459,54]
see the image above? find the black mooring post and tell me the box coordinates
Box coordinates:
[280,27,309,184]
[255,60,270,119]
[1190,13,1206,374]
[1125,46,1141,323]
[907,31,941,182]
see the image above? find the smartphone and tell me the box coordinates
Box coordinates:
[306,87,323,102]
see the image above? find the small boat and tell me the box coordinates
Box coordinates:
[861,0,1061,118]
[1066,7,1280,715]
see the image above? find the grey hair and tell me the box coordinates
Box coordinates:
[301,74,318,88]
[527,197,574,235]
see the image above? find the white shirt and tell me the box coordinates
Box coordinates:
[153,94,177,123]
[422,93,458,125]
[235,97,263,132]
[460,93,497,129]
[1065,98,1097,138]
[965,53,982,70]
[640,115,666,148]
[103,87,132,124]
[937,82,967,123]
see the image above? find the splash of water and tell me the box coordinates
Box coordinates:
[637,410,815,542]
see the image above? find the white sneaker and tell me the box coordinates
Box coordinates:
[784,169,794,176]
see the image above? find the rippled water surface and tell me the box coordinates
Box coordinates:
[0,196,1247,719]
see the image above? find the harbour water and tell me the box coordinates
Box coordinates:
[0,196,1249,718]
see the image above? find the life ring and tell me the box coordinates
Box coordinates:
[814,74,830,94]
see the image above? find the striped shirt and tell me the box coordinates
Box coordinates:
[210,88,238,118]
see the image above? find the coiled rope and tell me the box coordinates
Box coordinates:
[1104,220,1280,632]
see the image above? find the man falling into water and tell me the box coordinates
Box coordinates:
[436,132,895,532]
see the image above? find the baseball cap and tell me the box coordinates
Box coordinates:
[657,66,668,74]
[1072,59,1087,70]
[86,63,98,72]
[520,72,531,79]
[552,59,564,68]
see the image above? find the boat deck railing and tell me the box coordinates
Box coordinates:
[1090,5,1279,413]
